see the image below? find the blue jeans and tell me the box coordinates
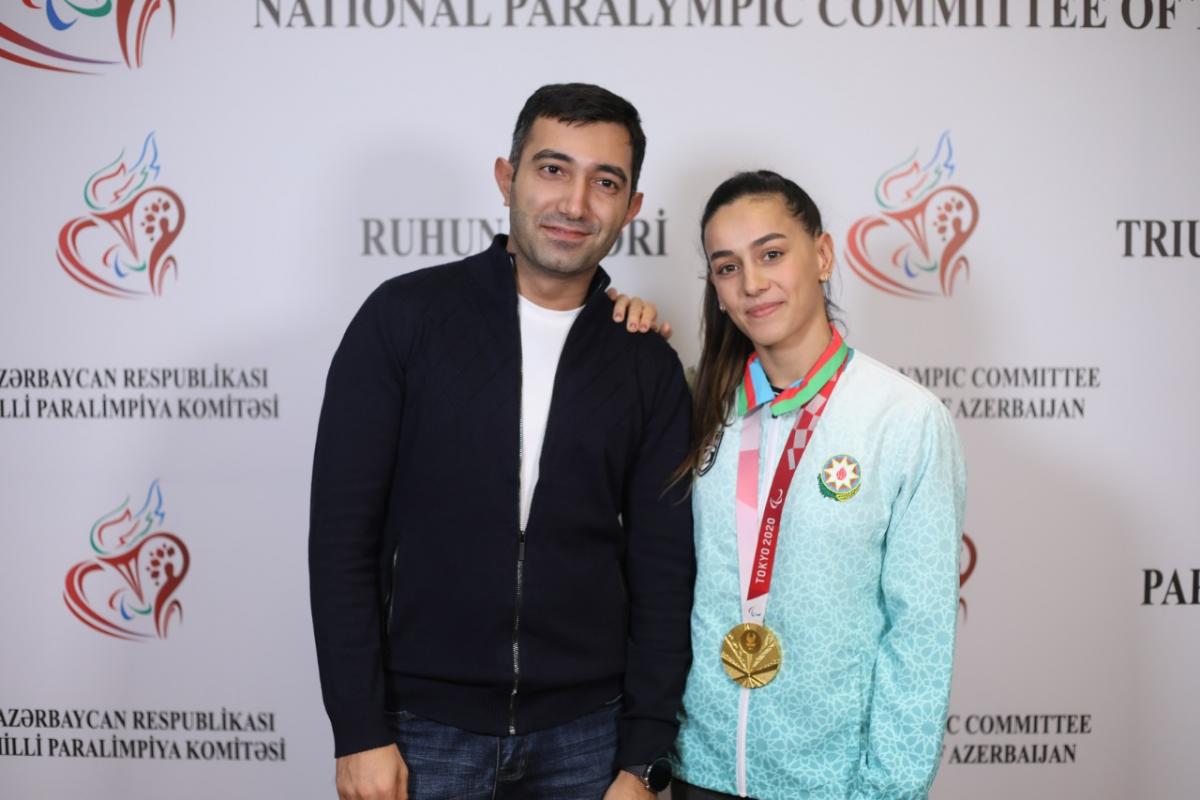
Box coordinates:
[387,702,619,800]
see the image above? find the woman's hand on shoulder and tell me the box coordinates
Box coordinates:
[607,287,672,340]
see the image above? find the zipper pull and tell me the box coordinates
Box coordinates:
[518,529,526,560]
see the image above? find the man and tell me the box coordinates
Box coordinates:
[309,83,694,800]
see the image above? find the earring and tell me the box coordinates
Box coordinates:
[718,304,726,312]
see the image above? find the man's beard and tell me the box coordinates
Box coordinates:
[508,204,614,278]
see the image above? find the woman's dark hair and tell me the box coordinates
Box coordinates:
[673,170,838,483]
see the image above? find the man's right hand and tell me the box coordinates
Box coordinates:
[336,743,409,800]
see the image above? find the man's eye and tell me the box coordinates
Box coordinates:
[541,164,563,175]
[597,178,615,189]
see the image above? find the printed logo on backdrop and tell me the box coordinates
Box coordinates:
[362,210,668,260]
[0,0,175,74]
[943,713,1092,766]
[1117,219,1200,258]
[57,133,186,299]
[1142,568,1200,606]
[64,480,190,640]
[958,532,976,620]
[898,366,1101,420]
[845,132,979,299]
[0,367,279,421]
[253,0,1199,29]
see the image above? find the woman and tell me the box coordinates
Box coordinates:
[671,171,966,800]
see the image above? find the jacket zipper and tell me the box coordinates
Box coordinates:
[384,542,400,636]
[508,526,526,735]
[506,276,607,736]
[508,322,526,736]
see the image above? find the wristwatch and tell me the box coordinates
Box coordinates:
[622,757,672,792]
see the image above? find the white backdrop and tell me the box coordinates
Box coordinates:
[2,2,1198,798]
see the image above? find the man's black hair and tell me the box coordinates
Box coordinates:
[509,83,647,194]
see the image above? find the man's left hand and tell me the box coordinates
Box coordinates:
[603,769,657,800]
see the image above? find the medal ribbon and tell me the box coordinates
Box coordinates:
[735,332,849,622]
[738,328,848,417]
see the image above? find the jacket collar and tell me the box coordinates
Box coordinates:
[466,235,612,304]
[737,326,851,418]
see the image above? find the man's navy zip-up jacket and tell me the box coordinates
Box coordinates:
[309,235,695,768]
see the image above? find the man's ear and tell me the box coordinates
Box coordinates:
[621,191,644,227]
[494,157,515,207]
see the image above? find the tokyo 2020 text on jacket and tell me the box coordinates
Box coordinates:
[308,235,696,768]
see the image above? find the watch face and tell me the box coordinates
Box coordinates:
[645,758,672,792]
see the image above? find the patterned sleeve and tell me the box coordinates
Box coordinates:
[851,402,966,799]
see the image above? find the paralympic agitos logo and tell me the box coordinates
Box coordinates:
[959,532,977,620]
[64,480,190,641]
[845,132,979,299]
[58,132,187,298]
[0,0,174,74]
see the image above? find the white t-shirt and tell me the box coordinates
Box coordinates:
[517,294,582,531]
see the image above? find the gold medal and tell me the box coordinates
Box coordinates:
[721,623,782,688]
